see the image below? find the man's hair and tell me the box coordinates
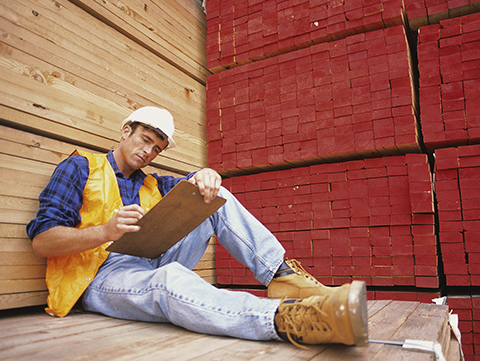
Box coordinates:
[127,121,169,147]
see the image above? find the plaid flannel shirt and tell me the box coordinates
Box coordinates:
[26,150,192,240]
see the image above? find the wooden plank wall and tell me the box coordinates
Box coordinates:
[0,0,211,310]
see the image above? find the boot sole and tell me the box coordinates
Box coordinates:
[347,280,369,346]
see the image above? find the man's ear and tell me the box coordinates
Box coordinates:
[121,124,132,141]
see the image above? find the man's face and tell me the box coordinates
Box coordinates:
[116,124,168,176]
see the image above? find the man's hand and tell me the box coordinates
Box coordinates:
[103,204,146,242]
[189,168,222,203]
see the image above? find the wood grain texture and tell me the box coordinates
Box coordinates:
[0,300,462,360]
[0,0,208,174]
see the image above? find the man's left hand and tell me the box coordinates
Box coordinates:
[189,168,222,203]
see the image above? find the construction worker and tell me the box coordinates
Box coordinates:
[27,106,368,348]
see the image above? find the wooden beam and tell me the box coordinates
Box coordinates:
[0,292,47,310]
[0,265,46,282]
[69,0,210,84]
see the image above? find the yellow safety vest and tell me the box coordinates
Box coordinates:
[44,150,162,317]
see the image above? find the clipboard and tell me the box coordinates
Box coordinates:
[106,180,226,258]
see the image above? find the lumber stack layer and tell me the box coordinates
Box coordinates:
[0,0,208,174]
[206,0,480,72]
[435,144,480,288]
[207,24,420,174]
[0,0,212,311]
[419,14,480,148]
[447,294,480,358]
[205,1,480,360]
[220,154,437,288]
[0,300,462,361]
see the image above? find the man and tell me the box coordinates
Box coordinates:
[27,106,368,348]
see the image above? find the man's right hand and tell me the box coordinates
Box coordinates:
[104,204,146,242]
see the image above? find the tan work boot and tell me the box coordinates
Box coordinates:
[275,281,368,348]
[268,259,337,299]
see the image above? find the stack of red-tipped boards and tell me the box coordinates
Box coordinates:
[206,0,407,73]
[207,23,420,175]
[445,294,480,358]
[206,3,480,360]
[419,12,480,149]
[218,153,438,288]
[435,144,480,287]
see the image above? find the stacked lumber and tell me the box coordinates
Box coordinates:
[418,12,480,149]
[447,294,480,359]
[69,0,209,84]
[207,24,421,175]
[405,0,480,29]
[371,289,441,302]
[0,300,461,361]
[0,0,207,174]
[206,0,480,72]
[218,154,438,288]
[207,1,480,359]
[417,12,480,360]
[0,0,210,310]
[434,144,480,287]
[206,0,405,72]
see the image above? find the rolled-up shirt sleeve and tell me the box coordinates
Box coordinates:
[153,171,197,196]
[26,156,89,240]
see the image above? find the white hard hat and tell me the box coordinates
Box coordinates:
[121,106,176,149]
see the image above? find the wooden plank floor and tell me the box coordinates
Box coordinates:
[0,300,462,360]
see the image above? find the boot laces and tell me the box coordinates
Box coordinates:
[278,299,330,349]
[287,259,321,285]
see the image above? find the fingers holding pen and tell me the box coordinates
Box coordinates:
[115,204,146,219]
[115,204,145,226]
[106,204,146,241]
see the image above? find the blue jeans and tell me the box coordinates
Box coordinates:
[83,187,285,341]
